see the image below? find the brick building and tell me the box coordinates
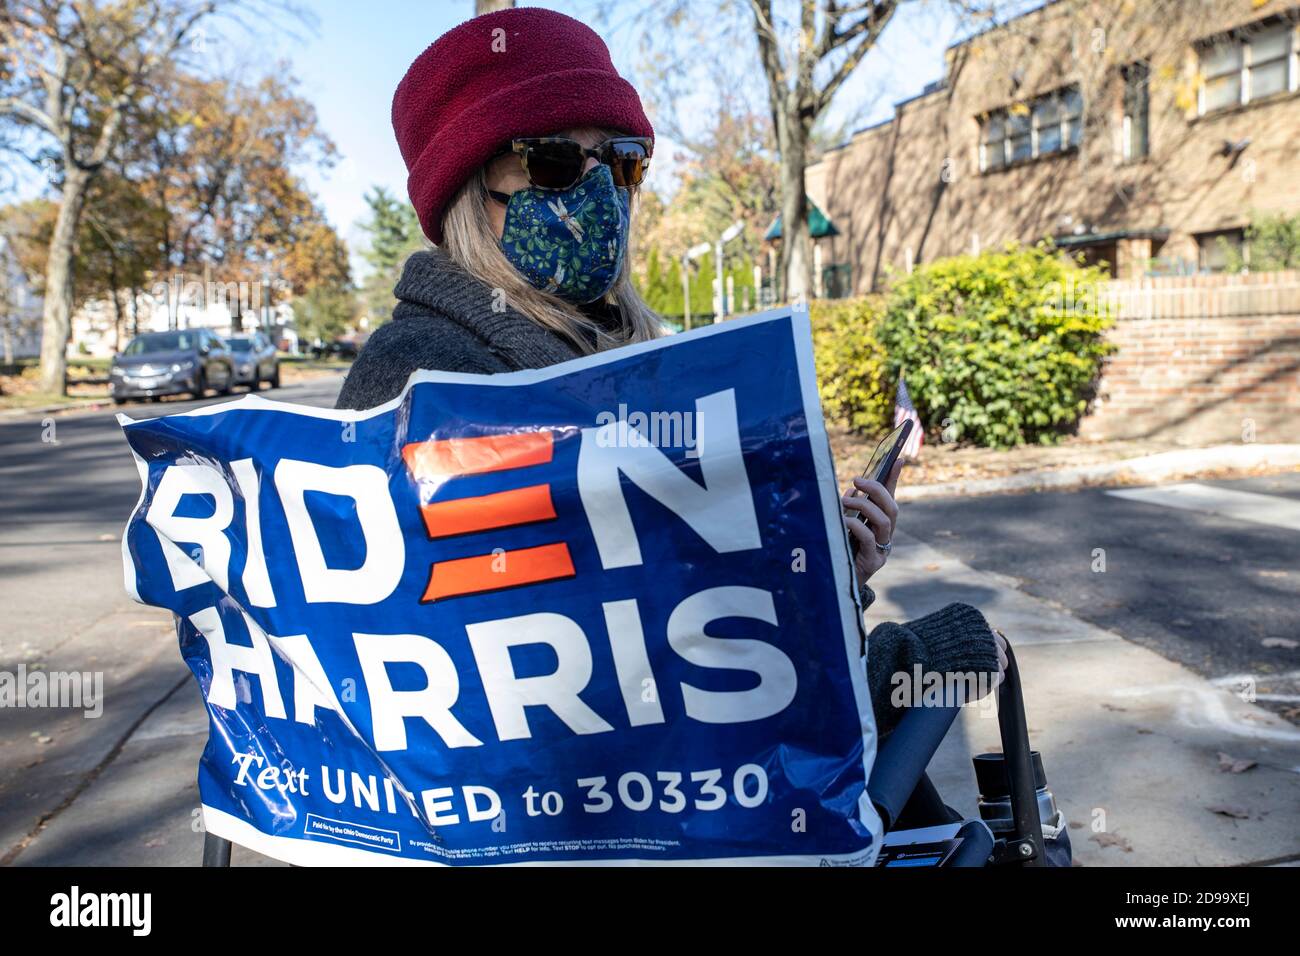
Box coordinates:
[805,0,1300,294]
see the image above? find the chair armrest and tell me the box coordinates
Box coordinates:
[866,703,961,832]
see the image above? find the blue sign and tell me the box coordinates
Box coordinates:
[119,308,880,865]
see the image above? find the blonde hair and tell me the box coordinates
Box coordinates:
[439,166,664,355]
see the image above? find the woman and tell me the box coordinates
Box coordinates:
[338,6,1003,735]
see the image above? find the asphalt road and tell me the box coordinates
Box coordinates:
[3,378,343,509]
[1,377,1296,864]
[0,375,344,662]
[0,376,343,864]
[899,472,1300,717]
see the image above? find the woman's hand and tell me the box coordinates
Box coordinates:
[944,628,1009,707]
[842,457,904,585]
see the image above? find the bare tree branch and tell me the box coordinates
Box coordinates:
[817,1,898,112]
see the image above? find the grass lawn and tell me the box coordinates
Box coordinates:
[0,390,109,411]
[1,359,110,410]
[69,356,111,371]
[279,355,353,370]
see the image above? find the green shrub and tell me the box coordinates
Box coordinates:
[878,244,1113,448]
[810,296,891,435]
[1222,210,1300,272]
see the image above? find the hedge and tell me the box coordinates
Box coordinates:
[810,244,1114,448]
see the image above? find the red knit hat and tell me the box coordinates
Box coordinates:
[392,7,653,245]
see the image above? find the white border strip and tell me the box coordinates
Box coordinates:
[202,806,875,867]
[121,444,150,604]
[785,305,881,852]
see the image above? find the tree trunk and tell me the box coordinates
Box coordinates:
[1,267,11,367]
[778,123,814,303]
[475,0,514,14]
[111,290,125,353]
[108,250,123,352]
[38,167,92,395]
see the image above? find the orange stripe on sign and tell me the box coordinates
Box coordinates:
[422,542,575,602]
[418,484,556,538]
[402,431,553,481]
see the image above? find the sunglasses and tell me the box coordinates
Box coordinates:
[496,136,653,192]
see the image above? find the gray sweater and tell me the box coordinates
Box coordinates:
[337,250,1000,735]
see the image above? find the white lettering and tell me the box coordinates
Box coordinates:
[275,460,404,604]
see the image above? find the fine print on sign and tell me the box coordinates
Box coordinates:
[119,308,881,866]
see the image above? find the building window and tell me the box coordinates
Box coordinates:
[1196,229,1245,272]
[1062,87,1083,148]
[1122,61,1149,160]
[979,85,1082,172]
[980,114,1005,170]
[1198,23,1296,114]
[1248,25,1293,99]
[1007,108,1032,162]
[1032,97,1061,154]
[821,263,853,299]
[1201,39,1243,112]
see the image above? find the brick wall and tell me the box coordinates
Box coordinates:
[807,0,1300,288]
[1079,272,1300,443]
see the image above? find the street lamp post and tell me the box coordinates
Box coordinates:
[714,221,744,322]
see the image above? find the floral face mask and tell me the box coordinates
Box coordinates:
[496,163,630,305]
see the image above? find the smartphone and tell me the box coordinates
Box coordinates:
[845,419,912,555]
[863,419,913,486]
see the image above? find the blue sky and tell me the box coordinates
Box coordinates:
[8,1,983,276]
[283,0,977,274]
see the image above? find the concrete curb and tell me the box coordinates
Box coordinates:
[899,443,1300,500]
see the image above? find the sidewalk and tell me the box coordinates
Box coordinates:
[829,426,1300,500]
[872,532,1300,867]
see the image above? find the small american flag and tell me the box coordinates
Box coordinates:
[894,374,924,459]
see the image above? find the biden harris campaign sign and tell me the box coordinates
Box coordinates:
[118,308,880,866]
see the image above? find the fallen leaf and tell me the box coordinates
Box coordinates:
[1216,752,1257,774]
[1068,821,1083,830]
[1091,832,1132,851]
[1206,803,1250,819]
[1262,637,1298,649]
[924,563,941,572]
[1257,570,1288,578]
[1101,703,1127,712]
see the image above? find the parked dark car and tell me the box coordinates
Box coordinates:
[228,331,281,390]
[110,329,234,404]
[310,338,360,360]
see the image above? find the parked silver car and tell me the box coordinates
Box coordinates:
[110,329,234,404]
[228,332,281,390]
